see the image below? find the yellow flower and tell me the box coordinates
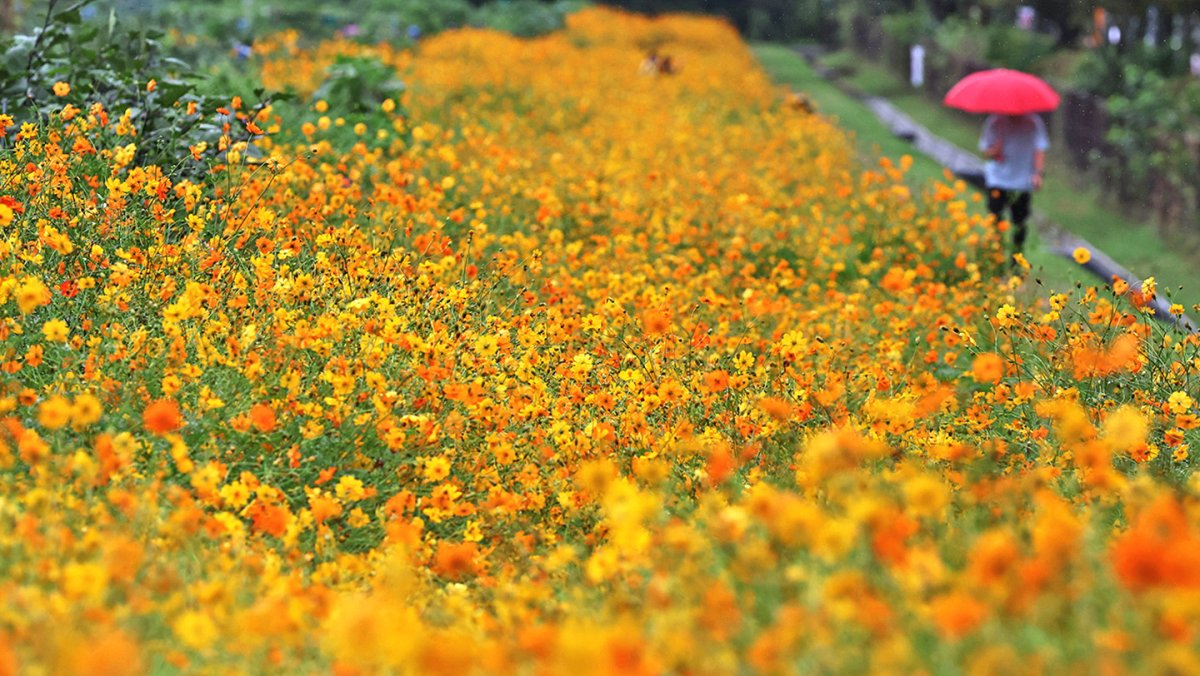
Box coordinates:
[219,481,251,509]
[52,81,70,96]
[1072,247,1091,264]
[423,456,451,483]
[38,395,72,430]
[335,474,366,501]
[994,304,1017,328]
[1168,391,1194,415]
[322,595,421,668]
[903,473,949,518]
[71,393,103,427]
[346,507,370,528]
[571,353,594,379]
[61,561,109,600]
[16,276,50,314]
[1142,277,1157,298]
[1103,405,1148,452]
[172,610,219,651]
[41,318,69,343]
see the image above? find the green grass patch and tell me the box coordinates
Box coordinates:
[752,45,949,194]
[806,48,1200,312]
[752,43,1099,299]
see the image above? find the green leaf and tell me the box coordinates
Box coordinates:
[157,81,192,106]
[52,6,82,25]
[161,57,193,72]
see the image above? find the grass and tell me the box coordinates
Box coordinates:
[752,44,949,190]
[803,48,1200,312]
[751,43,1097,299]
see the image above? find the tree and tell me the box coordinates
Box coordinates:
[0,0,13,34]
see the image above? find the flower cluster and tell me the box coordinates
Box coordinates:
[1,7,1199,673]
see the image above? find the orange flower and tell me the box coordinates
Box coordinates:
[930,591,988,638]
[309,493,343,525]
[641,308,671,335]
[143,398,183,435]
[1071,333,1141,380]
[871,509,917,566]
[970,352,1004,384]
[52,81,70,97]
[1111,495,1200,592]
[433,541,479,580]
[967,530,1019,585]
[249,403,277,433]
[706,444,735,486]
[702,369,730,394]
[61,628,143,676]
[247,501,290,538]
[758,396,792,421]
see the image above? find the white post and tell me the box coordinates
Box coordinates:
[910,44,925,88]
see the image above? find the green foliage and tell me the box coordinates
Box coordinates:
[1103,65,1169,186]
[1070,48,1124,98]
[982,23,1055,72]
[929,16,985,62]
[376,0,473,36]
[1071,44,1196,97]
[881,11,935,47]
[1100,64,1200,229]
[94,0,589,46]
[471,0,589,38]
[929,16,1055,72]
[313,55,405,114]
[0,0,274,184]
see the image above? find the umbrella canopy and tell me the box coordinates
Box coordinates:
[943,68,1060,115]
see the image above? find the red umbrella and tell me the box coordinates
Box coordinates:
[943,68,1060,115]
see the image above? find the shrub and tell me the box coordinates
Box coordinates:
[313,55,406,114]
[471,0,589,38]
[0,0,272,184]
[1101,64,1200,232]
[982,23,1055,73]
[881,10,935,48]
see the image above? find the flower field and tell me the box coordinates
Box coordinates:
[3,7,1200,673]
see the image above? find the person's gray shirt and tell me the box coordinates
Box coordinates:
[979,114,1049,192]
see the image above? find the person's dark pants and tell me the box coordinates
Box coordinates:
[987,188,1031,258]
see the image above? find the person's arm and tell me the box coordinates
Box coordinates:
[979,116,1003,161]
[1031,115,1049,190]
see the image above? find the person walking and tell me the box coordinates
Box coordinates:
[979,113,1048,267]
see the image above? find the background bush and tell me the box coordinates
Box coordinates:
[0,0,270,185]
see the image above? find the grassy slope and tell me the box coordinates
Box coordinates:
[751,44,1100,298]
[815,49,1200,311]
